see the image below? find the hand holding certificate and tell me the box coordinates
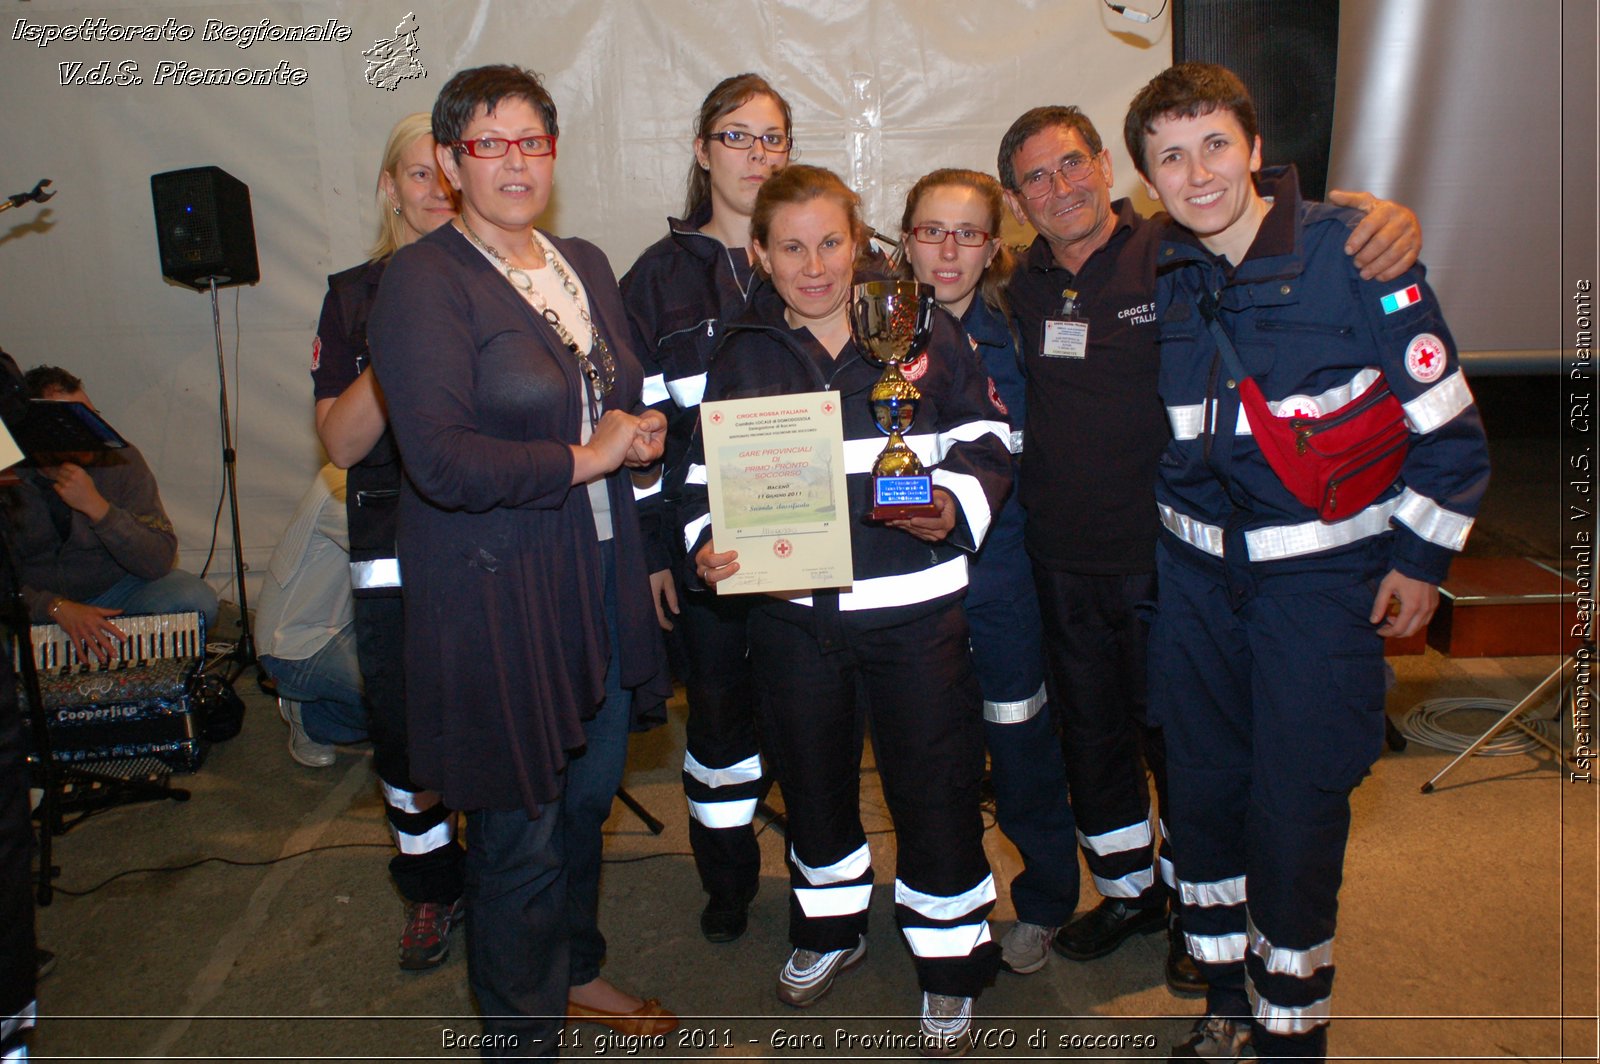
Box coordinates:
[697,390,853,595]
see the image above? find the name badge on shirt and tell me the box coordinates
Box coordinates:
[1040,287,1088,359]
[1041,317,1089,359]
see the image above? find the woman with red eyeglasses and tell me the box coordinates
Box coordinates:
[369,65,674,1057]
[619,74,795,947]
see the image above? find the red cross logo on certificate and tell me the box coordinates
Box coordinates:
[822,401,835,415]
[773,538,793,558]
[709,410,723,424]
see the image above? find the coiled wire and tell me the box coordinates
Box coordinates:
[1397,696,1562,756]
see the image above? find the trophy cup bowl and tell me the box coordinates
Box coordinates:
[848,281,939,520]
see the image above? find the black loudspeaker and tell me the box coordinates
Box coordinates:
[1172,0,1341,200]
[149,166,260,290]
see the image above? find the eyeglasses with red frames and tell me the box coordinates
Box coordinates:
[909,224,992,247]
[451,135,558,159]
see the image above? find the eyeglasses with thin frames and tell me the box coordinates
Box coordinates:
[451,135,558,159]
[909,225,992,248]
[1018,152,1101,199]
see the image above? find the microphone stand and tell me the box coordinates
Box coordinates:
[203,276,256,674]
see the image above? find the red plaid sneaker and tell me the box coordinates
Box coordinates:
[399,898,465,971]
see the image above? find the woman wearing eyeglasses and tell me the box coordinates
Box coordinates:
[368,65,674,1057]
[896,170,1083,980]
[686,165,1012,1055]
[619,73,794,946]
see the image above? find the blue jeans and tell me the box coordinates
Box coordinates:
[259,627,369,745]
[465,799,567,1060]
[87,570,219,630]
[564,540,632,987]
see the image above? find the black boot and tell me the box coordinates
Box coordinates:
[1165,910,1206,997]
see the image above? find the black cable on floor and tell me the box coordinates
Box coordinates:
[47,842,393,898]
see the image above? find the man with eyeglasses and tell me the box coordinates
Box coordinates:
[993,105,1421,994]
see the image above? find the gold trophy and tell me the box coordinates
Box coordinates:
[849,280,939,520]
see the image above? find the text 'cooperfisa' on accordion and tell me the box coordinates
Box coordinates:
[17,610,208,771]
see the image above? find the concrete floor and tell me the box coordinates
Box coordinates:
[22,410,1599,1061]
[21,644,1597,1062]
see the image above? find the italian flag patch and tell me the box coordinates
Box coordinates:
[1381,284,1422,314]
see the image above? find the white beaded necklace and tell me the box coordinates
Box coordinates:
[458,218,616,398]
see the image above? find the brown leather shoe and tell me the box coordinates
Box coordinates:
[566,997,678,1037]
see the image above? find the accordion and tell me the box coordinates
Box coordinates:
[18,611,208,771]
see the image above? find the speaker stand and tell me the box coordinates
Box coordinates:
[205,277,256,674]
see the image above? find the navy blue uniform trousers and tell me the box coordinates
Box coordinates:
[1150,542,1387,1060]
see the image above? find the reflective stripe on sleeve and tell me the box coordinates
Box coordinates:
[902,921,993,959]
[683,513,712,553]
[684,750,762,790]
[1091,866,1155,899]
[1178,874,1247,909]
[1157,503,1228,557]
[1185,930,1248,964]
[1159,855,1176,890]
[350,558,401,590]
[632,467,663,501]
[791,842,872,886]
[1247,916,1334,978]
[391,817,454,854]
[687,797,758,829]
[1393,486,1474,551]
[665,373,707,409]
[1248,979,1333,1035]
[1402,370,1474,434]
[1077,819,1153,858]
[894,874,997,922]
[788,556,968,612]
[932,419,1011,462]
[685,463,708,486]
[932,468,993,548]
[984,682,1046,724]
[641,372,670,406]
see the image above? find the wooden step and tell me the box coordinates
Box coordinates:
[1427,557,1586,658]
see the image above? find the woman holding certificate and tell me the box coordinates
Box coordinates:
[686,164,1012,1055]
[368,64,674,1056]
[620,73,794,945]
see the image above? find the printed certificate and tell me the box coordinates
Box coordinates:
[700,390,853,595]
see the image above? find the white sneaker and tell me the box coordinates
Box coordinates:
[279,698,335,768]
[919,992,972,1057]
[775,935,866,1007]
[999,920,1057,974]
[1168,1015,1252,1060]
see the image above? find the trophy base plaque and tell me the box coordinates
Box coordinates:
[869,474,938,521]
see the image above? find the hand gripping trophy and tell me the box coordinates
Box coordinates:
[848,280,938,520]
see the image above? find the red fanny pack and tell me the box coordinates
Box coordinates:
[1237,375,1410,521]
[1201,309,1410,521]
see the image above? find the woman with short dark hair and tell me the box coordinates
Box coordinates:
[369,64,674,1057]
